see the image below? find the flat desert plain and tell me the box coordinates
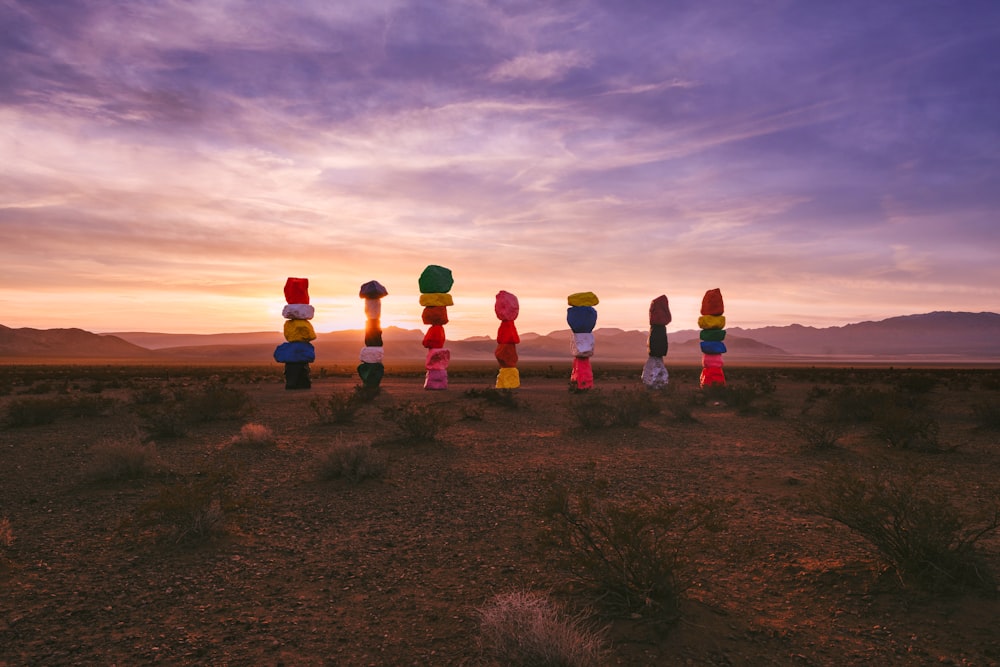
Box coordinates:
[1,363,999,666]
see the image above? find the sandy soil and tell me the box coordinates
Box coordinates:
[1,364,998,665]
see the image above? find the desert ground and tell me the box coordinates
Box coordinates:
[1,361,998,666]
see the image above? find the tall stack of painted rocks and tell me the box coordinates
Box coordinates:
[358,280,388,392]
[567,292,598,391]
[494,290,520,389]
[274,277,316,390]
[698,288,727,388]
[642,294,672,389]
[419,265,454,390]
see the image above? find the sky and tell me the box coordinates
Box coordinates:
[2,0,999,339]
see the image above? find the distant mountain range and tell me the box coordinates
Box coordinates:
[2,311,998,363]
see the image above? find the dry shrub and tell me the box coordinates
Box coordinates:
[135,473,235,545]
[318,441,388,482]
[804,386,888,424]
[182,382,252,422]
[870,395,942,451]
[569,388,659,430]
[0,516,13,572]
[230,422,276,448]
[666,401,698,423]
[464,387,521,409]
[477,590,605,667]
[135,383,252,438]
[311,390,363,425]
[540,481,729,620]
[971,399,1000,431]
[4,396,65,426]
[0,517,13,549]
[811,466,999,592]
[136,401,192,438]
[88,436,159,481]
[383,401,449,442]
[792,415,848,450]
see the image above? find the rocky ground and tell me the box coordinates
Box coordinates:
[1,363,998,665]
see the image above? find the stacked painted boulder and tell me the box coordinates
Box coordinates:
[274,277,316,390]
[641,294,671,389]
[419,265,454,390]
[567,292,598,391]
[698,288,727,388]
[358,280,388,392]
[494,290,520,389]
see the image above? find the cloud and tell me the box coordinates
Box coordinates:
[488,50,590,82]
[1,0,998,336]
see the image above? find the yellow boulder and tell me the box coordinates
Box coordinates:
[419,292,454,307]
[495,367,520,389]
[697,314,726,331]
[284,318,316,342]
[567,291,599,307]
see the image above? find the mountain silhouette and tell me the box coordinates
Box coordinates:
[1,312,997,362]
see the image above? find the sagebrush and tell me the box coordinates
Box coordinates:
[569,388,659,430]
[811,466,999,591]
[383,401,449,441]
[88,436,159,481]
[540,481,728,620]
[317,441,388,482]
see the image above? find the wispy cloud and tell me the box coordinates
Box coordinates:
[1,0,997,336]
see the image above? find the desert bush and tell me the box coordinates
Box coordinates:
[383,401,449,441]
[971,399,1000,430]
[810,386,887,424]
[230,422,276,448]
[352,383,381,403]
[870,397,942,451]
[311,390,363,425]
[477,590,605,667]
[746,371,777,395]
[131,385,169,405]
[87,437,159,481]
[62,394,119,418]
[758,399,784,418]
[317,441,388,482]
[811,466,999,591]
[539,482,728,620]
[0,517,13,550]
[792,415,848,450]
[702,384,759,414]
[182,382,252,422]
[464,387,521,409]
[136,401,192,438]
[135,473,235,544]
[4,396,65,426]
[461,404,486,421]
[135,383,252,437]
[24,381,55,395]
[663,397,698,423]
[569,388,659,430]
[893,372,939,395]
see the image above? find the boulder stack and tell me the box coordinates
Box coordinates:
[641,294,671,389]
[274,277,315,389]
[567,292,598,391]
[358,280,388,392]
[698,288,727,387]
[494,290,520,389]
[419,265,454,390]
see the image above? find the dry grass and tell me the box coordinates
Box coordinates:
[0,516,13,549]
[317,440,388,482]
[87,436,160,481]
[477,590,605,667]
[230,422,276,448]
